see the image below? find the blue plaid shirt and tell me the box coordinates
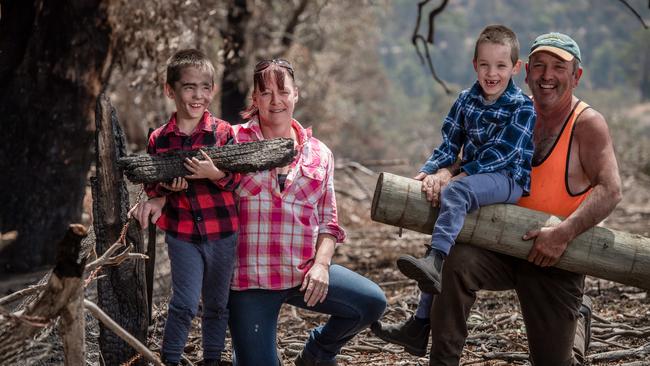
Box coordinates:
[420,79,536,193]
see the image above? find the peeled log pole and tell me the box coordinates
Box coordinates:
[371,173,650,290]
[118,138,297,184]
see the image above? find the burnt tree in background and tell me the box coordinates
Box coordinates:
[91,94,148,365]
[0,0,113,271]
[220,0,252,124]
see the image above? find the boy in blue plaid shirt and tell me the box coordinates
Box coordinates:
[396,25,536,296]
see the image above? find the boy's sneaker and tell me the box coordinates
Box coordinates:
[294,349,337,366]
[370,316,430,357]
[396,249,445,294]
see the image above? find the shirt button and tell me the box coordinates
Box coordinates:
[196,216,202,222]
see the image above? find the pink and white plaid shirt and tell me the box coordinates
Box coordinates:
[231,118,346,290]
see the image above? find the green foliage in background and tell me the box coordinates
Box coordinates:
[370,0,650,170]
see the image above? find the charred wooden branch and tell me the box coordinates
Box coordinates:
[282,0,309,48]
[617,0,649,29]
[588,342,650,363]
[0,224,87,365]
[411,0,451,94]
[118,138,297,184]
[462,352,529,365]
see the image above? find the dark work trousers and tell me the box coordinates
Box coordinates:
[429,243,585,366]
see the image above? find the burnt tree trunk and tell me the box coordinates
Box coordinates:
[641,41,650,102]
[220,0,252,124]
[91,94,148,365]
[0,0,113,272]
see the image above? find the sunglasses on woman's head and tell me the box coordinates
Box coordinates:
[254,59,294,77]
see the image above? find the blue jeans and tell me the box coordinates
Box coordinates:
[228,265,387,366]
[162,233,238,363]
[431,171,523,254]
[416,171,523,319]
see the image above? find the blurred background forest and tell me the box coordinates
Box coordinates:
[109,0,650,177]
[2,0,650,269]
[1,1,650,364]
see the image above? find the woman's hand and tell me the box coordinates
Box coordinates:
[159,177,188,192]
[128,196,166,229]
[300,262,330,307]
[184,150,225,181]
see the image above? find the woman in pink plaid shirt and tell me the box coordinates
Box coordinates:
[134,59,386,366]
[226,59,386,366]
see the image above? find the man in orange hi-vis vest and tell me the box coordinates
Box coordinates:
[372,33,622,366]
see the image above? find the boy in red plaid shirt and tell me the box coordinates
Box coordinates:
[142,49,239,366]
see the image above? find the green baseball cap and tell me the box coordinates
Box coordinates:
[529,32,581,62]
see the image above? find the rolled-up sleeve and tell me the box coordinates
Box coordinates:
[317,152,346,244]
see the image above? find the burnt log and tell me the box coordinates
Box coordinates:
[118,138,297,184]
[91,94,148,365]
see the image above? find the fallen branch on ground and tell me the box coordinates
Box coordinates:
[84,299,163,366]
[587,342,650,363]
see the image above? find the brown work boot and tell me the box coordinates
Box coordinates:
[294,350,337,366]
[396,249,445,294]
[371,316,430,356]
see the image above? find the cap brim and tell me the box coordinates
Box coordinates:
[529,46,574,62]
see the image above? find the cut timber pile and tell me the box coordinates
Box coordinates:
[118,138,296,184]
[371,172,650,290]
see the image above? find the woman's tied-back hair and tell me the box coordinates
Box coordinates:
[473,24,520,65]
[166,49,215,86]
[240,59,295,120]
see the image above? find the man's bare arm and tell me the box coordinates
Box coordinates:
[561,109,622,239]
[525,109,622,267]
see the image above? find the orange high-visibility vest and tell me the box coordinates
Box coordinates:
[517,101,592,217]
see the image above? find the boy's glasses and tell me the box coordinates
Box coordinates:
[254,59,294,77]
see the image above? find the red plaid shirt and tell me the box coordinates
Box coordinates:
[231,118,346,290]
[145,111,240,243]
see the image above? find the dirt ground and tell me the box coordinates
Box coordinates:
[2,165,649,365]
[142,166,650,366]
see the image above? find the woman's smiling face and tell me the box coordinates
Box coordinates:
[252,67,299,127]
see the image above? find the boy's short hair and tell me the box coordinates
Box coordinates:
[473,25,520,65]
[166,49,215,86]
